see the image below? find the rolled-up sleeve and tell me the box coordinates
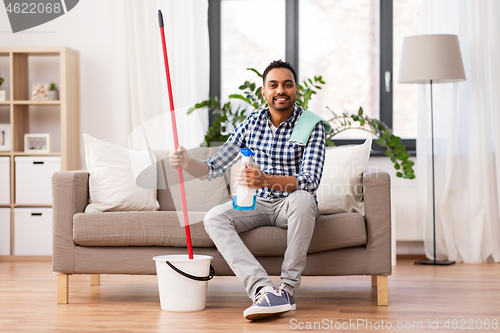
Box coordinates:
[293,122,326,193]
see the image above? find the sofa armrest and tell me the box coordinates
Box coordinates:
[362,169,391,269]
[52,170,89,274]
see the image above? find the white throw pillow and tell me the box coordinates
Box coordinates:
[84,134,160,213]
[317,137,372,215]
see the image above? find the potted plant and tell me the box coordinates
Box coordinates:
[188,68,415,179]
[0,74,5,102]
[48,82,59,100]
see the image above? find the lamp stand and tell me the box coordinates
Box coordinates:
[415,80,455,266]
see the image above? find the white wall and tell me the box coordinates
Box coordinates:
[0,0,127,166]
[368,156,422,242]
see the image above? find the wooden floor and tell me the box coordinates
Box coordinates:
[1,260,499,333]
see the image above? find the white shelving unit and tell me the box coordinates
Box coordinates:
[0,47,80,260]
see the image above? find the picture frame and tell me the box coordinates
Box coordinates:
[31,83,49,101]
[24,133,51,153]
[0,124,11,151]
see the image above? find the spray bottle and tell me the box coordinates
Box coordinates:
[233,148,257,210]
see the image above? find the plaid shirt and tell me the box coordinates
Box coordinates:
[204,105,326,200]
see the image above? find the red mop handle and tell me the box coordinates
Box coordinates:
[158,10,194,260]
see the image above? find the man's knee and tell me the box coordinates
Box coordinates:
[289,190,316,208]
[286,190,318,220]
[203,204,232,232]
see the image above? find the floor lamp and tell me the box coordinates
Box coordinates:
[398,34,466,265]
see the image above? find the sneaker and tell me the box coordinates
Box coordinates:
[243,286,292,320]
[279,283,296,311]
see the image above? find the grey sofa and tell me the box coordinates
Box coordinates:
[52,148,391,305]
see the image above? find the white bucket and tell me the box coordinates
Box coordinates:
[153,254,214,312]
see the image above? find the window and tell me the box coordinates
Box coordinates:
[221,0,286,103]
[209,0,419,152]
[393,0,421,139]
[299,0,380,139]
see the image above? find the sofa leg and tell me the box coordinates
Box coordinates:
[371,275,377,287]
[57,274,69,304]
[376,275,388,306]
[90,274,100,286]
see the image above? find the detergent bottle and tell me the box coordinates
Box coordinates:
[233,148,257,210]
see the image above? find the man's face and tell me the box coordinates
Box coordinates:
[261,67,298,113]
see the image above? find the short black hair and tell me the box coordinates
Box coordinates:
[262,60,297,85]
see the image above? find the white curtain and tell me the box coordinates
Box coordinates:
[109,0,209,150]
[418,0,500,263]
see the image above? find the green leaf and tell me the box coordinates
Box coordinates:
[376,138,387,146]
[398,152,410,160]
[385,149,392,157]
[394,163,401,170]
[358,107,364,116]
[393,144,406,155]
[297,84,304,90]
[382,130,392,140]
[378,123,387,132]
[396,172,403,178]
[250,83,256,91]
[388,136,401,147]
[325,138,335,147]
[401,160,414,168]
[187,99,212,114]
[247,68,263,78]
[229,94,253,105]
[255,88,263,100]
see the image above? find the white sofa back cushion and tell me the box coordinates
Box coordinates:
[316,138,372,215]
[84,134,160,213]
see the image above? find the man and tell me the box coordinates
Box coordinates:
[169,60,326,320]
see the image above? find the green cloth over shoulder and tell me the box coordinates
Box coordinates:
[290,110,331,146]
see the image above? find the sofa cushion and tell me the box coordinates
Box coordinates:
[73,211,214,247]
[83,134,160,213]
[239,212,367,256]
[153,148,231,212]
[73,211,367,254]
[316,138,372,215]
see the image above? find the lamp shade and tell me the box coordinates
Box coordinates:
[399,34,466,83]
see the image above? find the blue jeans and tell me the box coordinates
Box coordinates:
[204,190,319,299]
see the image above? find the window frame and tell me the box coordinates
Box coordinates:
[208,0,416,156]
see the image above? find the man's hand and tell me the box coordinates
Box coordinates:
[169,146,189,170]
[236,164,269,189]
[236,164,299,192]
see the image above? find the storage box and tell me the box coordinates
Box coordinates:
[0,157,9,204]
[14,208,52,256]
[0,208,10,255]
[15,156,61,205]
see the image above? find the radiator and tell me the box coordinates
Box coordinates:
[391,187,423,241]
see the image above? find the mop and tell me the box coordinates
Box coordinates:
[158,10,194,260]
